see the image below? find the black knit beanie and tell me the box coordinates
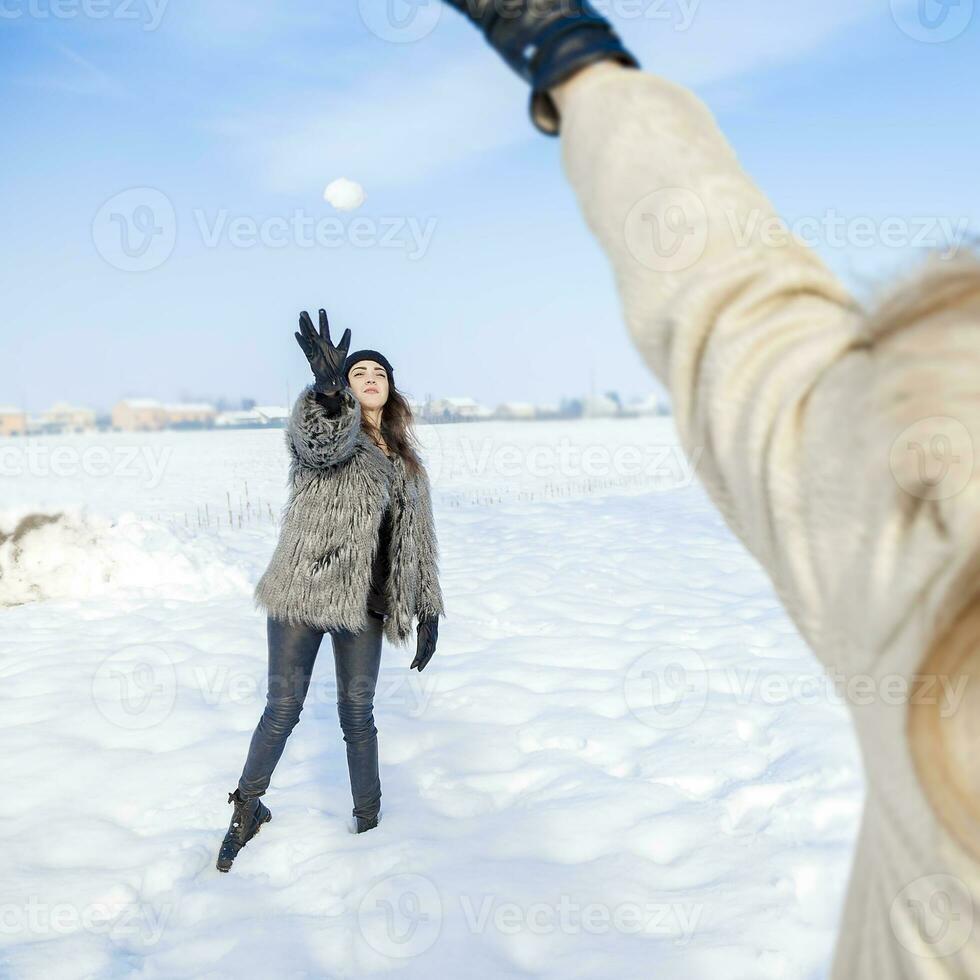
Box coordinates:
[344,349,394,386]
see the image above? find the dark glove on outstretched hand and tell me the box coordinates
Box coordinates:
[294,309,352,397]
[410,615,439,671]
[440,0,638,136]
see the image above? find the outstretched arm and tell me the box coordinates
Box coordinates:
[553,64,864,650]
[287,307,360,469]
[552,61,980,979]
[286,384,361,470]
[437,7,980,971]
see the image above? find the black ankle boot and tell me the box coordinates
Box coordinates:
[216,788,272,872]
[355,813,380,834]
[441,0,639,135]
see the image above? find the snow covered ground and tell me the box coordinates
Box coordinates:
[0,417,863,979]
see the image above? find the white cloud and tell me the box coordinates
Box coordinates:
[217,0,882,192]
[163,0,345,50]
[15,41,128,100]
[625,0,882,87]
[224,48,530,193]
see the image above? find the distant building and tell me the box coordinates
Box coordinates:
[496,401,537,419]
[428,396,490,420]
[215,405,288,429]
[581,393,619,418]
[0,406,27,436]
[42,402,97,433]
[112,398,168,431]
[216,410,261,428]
[253,405,289,425]
[163,403,217,428]
[626,393,670,417]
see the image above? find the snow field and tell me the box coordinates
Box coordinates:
[0,417,861,978]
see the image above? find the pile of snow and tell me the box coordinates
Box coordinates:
[0,508,252,607]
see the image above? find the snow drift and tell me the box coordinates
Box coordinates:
[0,509,252,607]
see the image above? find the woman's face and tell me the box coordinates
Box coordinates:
[347,360,390,410]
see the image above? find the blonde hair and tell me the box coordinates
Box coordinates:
[862,244,980,344]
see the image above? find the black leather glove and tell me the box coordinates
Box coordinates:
[410,615,439,671]
[294,309,352,396]
[441,0,638,136]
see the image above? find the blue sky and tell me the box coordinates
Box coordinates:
[1,0,977,413]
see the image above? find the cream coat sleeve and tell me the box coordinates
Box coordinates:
[557,66,980,979]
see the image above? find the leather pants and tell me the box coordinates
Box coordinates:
[237,611,384,824]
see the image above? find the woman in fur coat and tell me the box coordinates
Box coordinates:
[216,308,445,873]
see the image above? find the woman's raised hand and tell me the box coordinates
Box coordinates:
[294,309,352,394]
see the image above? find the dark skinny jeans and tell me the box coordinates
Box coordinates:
[237,611,384,824]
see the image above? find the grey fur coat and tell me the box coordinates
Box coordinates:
[254,385,446,648]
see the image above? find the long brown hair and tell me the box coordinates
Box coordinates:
[359,378,425,481]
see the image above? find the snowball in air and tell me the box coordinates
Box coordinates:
[323,178,366,211]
